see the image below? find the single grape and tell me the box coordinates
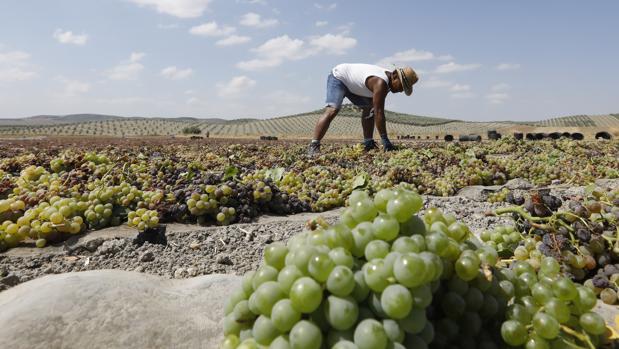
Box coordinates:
[324,295,359,330]
[532,312,560,340]
[271,299,301,332]
[380,284,413,319]
[253,281,284,316]
[353,319,388,349]
[326,265,355,297]
[290,277,322,313]
[289,320,322,349]
[252,315,280,345]
[265,242,288,270]
[308,252,335,283]
[579,312,606,335]
[393,253,426,288]
[501,320,527,346]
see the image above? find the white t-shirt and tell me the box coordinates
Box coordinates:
[332,63,390,98]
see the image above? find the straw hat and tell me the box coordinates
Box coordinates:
[396,66,418,96]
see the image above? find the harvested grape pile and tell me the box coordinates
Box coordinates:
[0,138,617,252]
[222,189,616,349]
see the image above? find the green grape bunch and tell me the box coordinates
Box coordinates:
[127,208,160,231]
[220,189,612,349]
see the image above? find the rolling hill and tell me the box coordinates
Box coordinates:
[0,107,617,139]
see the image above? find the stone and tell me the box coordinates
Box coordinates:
[138,251,154,263]
[82,237,105,252]
[173,268,186,279]
[216,254,233,266]
[0,270,240,349]
[504,178,533,190]
[456,185,502,202]
[97,240,126,255]
[0,273,20,287]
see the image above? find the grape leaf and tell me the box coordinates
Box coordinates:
[267,167,285,182]
[352,173,368,189]
[224,166,239,180]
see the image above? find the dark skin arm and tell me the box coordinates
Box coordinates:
[365,76,390,137]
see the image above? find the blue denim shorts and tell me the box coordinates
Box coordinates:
[325,73,373,110]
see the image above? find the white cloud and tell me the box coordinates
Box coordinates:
[53,29,88,45]
[485,92,509,104]
[377,49,435,67]
[0,50,36,82]
[127,0,211,18]
[239,12,278,28]
[216,35,252,46]
[0,50,30,64]
[496,63,520,71]
[129,52,145,62]
[107,52,145,80]
[0,68,37,82]
[420,77,452,88]
[449,84,471,92]
[160,66,194,80]
[158,23,179,30]
[491,83,510,91]
[217,75,256,97]
[315,20,328,27]
[189,22,236,37]
[451,92,476,99]
[58,77,91,97]
[314,2,337,10]
[435,62,481,74]
[236,0,267,4]
[237,33,356,71]
[309,34,356,55]
[335,22,354,35]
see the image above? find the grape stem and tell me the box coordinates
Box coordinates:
[494,206,549,224]
[560,325,596,349]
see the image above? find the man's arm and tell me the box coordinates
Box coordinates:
[370,79,389,138]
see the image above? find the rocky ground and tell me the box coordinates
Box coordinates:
[3,178,611,292]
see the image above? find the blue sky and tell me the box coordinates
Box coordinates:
[0,0,617,121]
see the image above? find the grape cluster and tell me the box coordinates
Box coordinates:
[479,225,523,254]
[584,263,619,305]
[127,208,160,231]
[499,258,607,348]
[221,189,610,349]
[496,186,619,303]
[487,187,510,203]
[0,139,617,251]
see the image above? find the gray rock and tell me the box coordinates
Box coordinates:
[217,254,234,266]
[0,270,240,349]
[595,178,619,189]
[0,274,20,287]
[505,178,533,190]
[138,251,154,262]
[456,185,501,202]
[97,239,126,255]
[82,237,105,252]
[174,268,186,279]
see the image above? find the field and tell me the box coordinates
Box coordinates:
[0,136,618,348]
[1,106,618,140]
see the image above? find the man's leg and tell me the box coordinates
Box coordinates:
[312,106,339,141]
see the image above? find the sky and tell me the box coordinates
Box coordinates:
[0,0,617,121]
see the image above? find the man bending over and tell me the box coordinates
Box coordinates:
[308,63,418,156]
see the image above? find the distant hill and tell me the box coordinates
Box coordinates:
[0,108,616,139]
[0,114,259,126]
